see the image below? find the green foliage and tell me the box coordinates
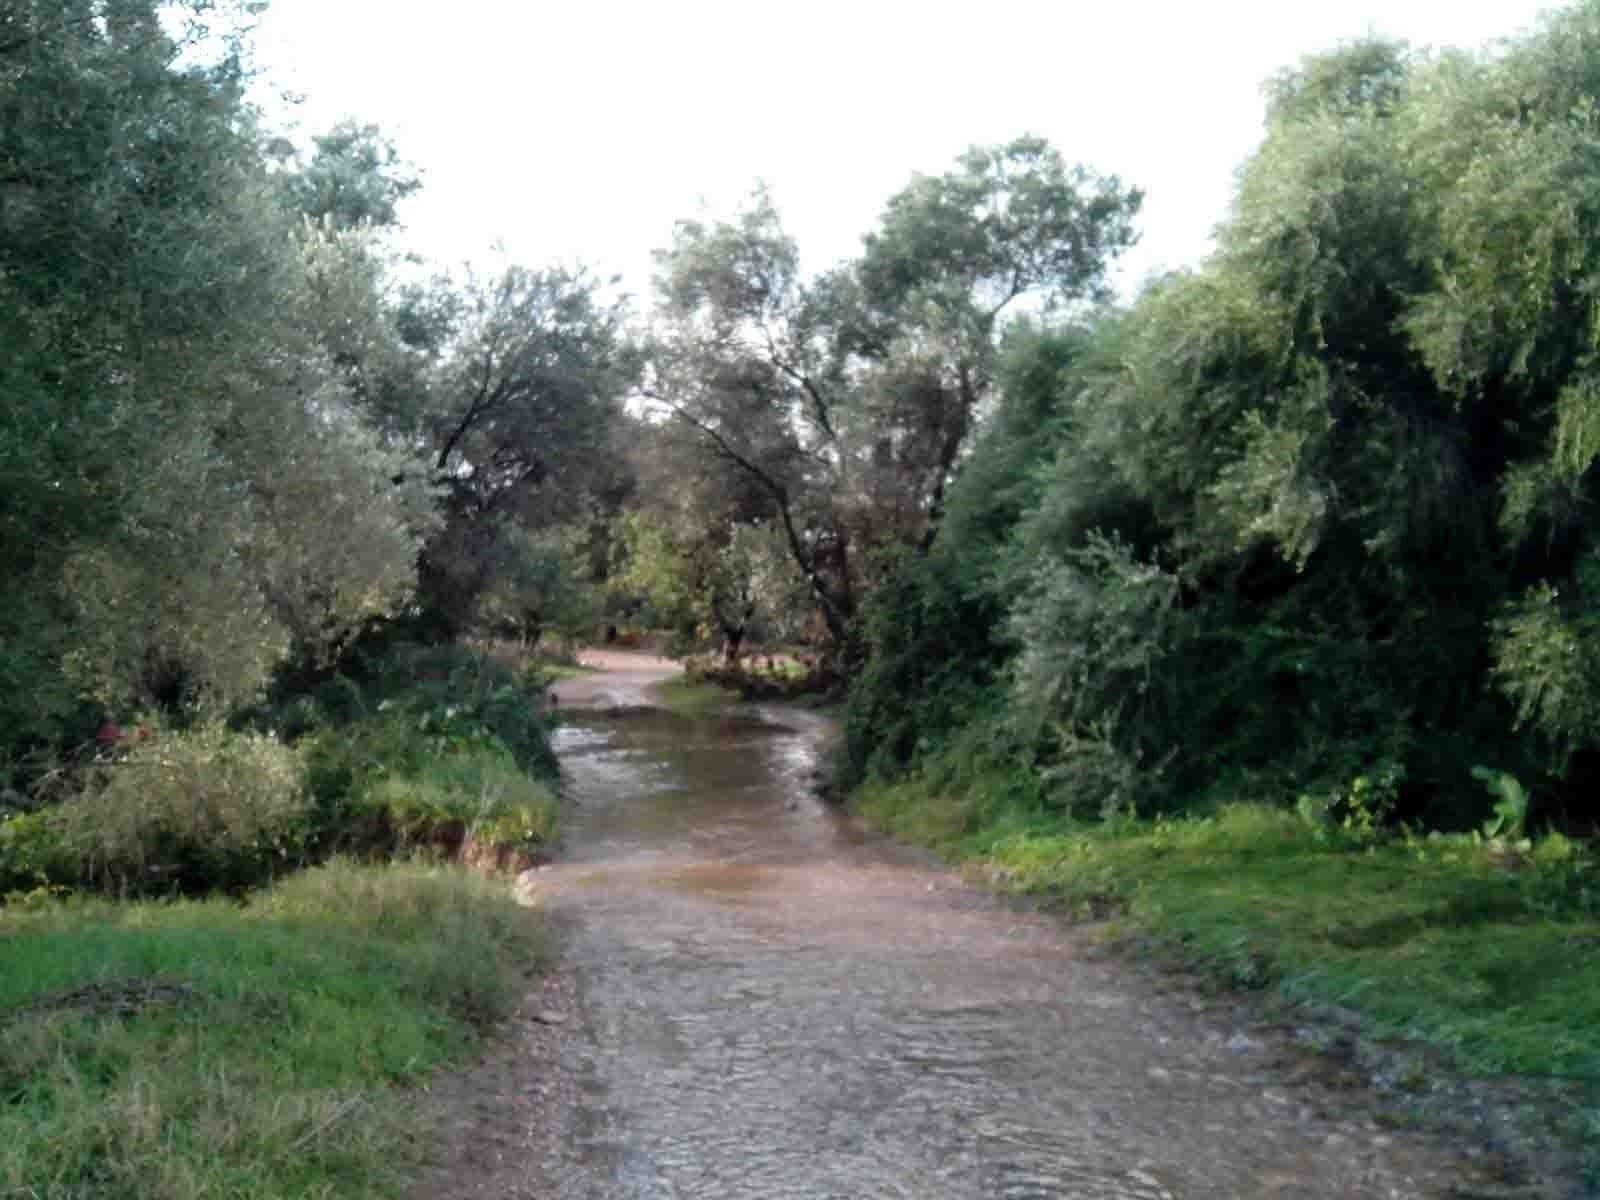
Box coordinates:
[652,674,741,719]
[612,505,812,659]
[280,120,420,230]
[0,641,562,898]
[0,860,548,1199]
[861,782,1600,1081]
[0,4,439,783]
[312,719,556,855]
[839,324,1089,789]
[1008,533,1184,817]
[413,265,636,638]
[2,727,312,898]
[49,727,311,896]
[254,639,563,866]
[647,143,1140,652]
[477,525,600,649]
[1471,766,1531,841]
[847,8,1600,833]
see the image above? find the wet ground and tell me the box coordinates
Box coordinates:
[426,652,1514,1199]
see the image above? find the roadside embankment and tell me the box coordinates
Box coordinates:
[0,860,548,1200]
[855,775,1600,1185]
[0,638,567,1198]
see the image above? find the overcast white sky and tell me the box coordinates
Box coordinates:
[248,0,1556,297]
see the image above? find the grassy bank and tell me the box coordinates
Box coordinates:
[856,776,1600,1086]
[1,641,562,899]
[653,674,741,718]
[0,860,547,1199]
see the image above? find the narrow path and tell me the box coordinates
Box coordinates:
[419,652,1508,1199]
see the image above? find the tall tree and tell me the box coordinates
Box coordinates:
[410,266,637,637]
[0,2,435,777]
[646,140,1139,653]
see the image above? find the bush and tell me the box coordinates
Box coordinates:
[277,640,562,866]
[1,636,565,899]
[250,638,560,782]
[360,739,558,853]
[233,636,565,869]
[0,810,72,896]
[37,726,311,896]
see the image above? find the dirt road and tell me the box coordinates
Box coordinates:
[417,652,1511,1199]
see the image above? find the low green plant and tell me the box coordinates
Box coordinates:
[1471,765,1530,841]
[361,741,557,851]
[0,860,548,1200]
[858,775,1600,1082]
[652,674,738,718]
[3,726,312,897]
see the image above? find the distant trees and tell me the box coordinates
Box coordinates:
[398,266,636,639]
[612,417,811,661]
[644,141,1140,658]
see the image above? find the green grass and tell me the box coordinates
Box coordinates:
[359,739,559,849]
[537,660,593,682]
[652,675,740,718]
[857,777,1600,1083]
[0,860,548,1199]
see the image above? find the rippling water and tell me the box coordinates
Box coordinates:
[525,700,1487,1198]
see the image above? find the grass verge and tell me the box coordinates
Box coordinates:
[856,774,1600,1085]
[0,859,547,1199]
[652,675,740,719]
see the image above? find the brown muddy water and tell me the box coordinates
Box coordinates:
[516,659,1501,1198]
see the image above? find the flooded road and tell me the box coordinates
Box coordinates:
[517,654,1490,1198]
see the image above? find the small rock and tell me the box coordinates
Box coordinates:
[532,1010,568,1026]
[1226,1032,1264,1055]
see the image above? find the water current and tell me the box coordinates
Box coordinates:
[519,662,1494,1198]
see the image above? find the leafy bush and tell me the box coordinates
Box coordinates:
[33,726,311,896]
[1,638,564,899]
[846,15,1600,835]
[254,638,559,782]
[360,738,557,852]
[277,639,562,865]
[0,810,72,896]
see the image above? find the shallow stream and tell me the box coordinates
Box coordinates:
[522,681,1490,1198]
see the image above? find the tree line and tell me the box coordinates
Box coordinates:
[7,0,1600,838]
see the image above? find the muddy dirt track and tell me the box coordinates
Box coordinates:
[414,651,1517,1199]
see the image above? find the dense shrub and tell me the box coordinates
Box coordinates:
[252,637,560,782]
[4,727,310,897]
[260,638,562,868]
[309,718,557,859]
[2,639,563,899]
[840,325,1085,791]
[846,13,1600,835]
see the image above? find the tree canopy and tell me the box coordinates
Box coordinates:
[644,141,1140,654]
[843,7,1600,834]
[11,0,1600,845]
